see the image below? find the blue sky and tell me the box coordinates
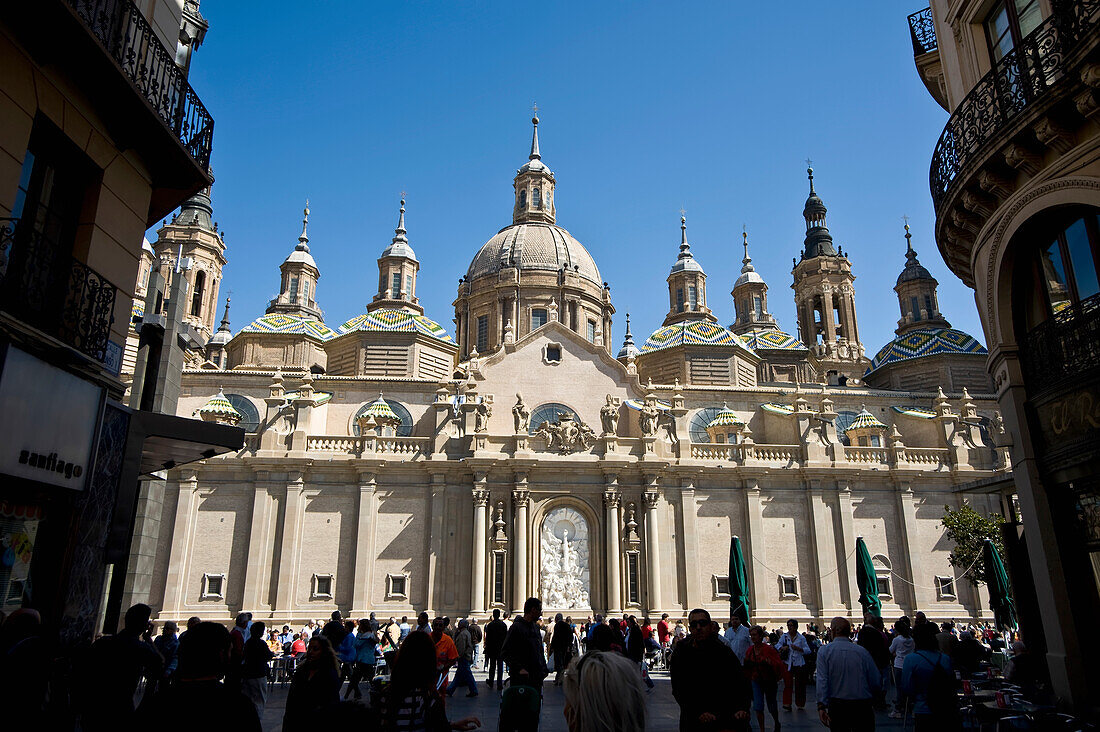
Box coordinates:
[175,0,979,358]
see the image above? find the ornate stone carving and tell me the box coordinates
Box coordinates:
[512,487,529,507]
[600,394,620,436]
[472,487,490,508]
[639,398,661,436]
[512,393,530,433]
[475,400,492,433]
[540,506,590,609]
[492,501,508,544]
[603,488,621,509]
[642,490,659,511]
[532,411,597,454]
[624,502,640,545]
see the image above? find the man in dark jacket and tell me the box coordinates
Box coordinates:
[484,609,508,690]
[670,608,751,731]
[321,611,348,648]
[501,597,548,688]
[856,613,890,706]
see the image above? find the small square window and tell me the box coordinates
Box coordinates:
[312,573,334,599]
[935,576,956,600]
[713,575,731,598]
[779,574,799,598]
[387,573,409,599]
[543,343,562,364]
[531,308,548,330]
[202,573,225,600]
[877,574,892,600]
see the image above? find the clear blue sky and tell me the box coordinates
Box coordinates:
[174,0,980,359]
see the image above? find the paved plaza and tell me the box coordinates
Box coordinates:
[258,667,909,731]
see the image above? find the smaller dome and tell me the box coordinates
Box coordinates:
[844,408,886,434]
[283,248,317,268]
[734,269,764,288]
[866,327,987,373]
[359,393,402,426]
[241,313,336,341]
[639,320,756,356]
[381,240,417,261]
[738,328,807,352]
[707,404,745,429]
[670,256,705,274]
[339,309,452,343]
[195,389,242,424]
[207,328,232,347]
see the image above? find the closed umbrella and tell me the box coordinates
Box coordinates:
[855,536,881,618]
[983,538,1017,630]
[729,536,751,624]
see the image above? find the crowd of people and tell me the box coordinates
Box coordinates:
[0,598,1041,731]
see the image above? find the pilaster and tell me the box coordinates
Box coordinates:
[242,471,275,613]
[471,473,490,614]
[162,472,199,615]
[643,475,663,614]
[744,478,767,620]
[604,476,623,614]
[351,470,377,615]
[274,471,306,613]
[512,472,530,612]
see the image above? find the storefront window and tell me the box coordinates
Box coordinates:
[0,501,42,612]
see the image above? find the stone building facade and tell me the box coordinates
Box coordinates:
[127,117,1013,628]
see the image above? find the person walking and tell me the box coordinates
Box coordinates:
[400,615,412,641]
[501,597,548,689]
[901,623,960,731]
[889,619,915,719]
[432,617,460,698]
[856,614,890,708]
[79,604,164,731]
[669,608,752,731]
[376,630,481,731]
[550,613,576,686]
[744,625,785,732]
[446,619,479,697]
[345,617,377,701]
[774,619,811,712]
[484,608,508,691]
[153,620,180,684]
[283,636,341,731]
[322,611,348,649]
[623,615,655,690]
[227,612,250,692]
[241,621,273,720]
[815,617,880,732]
[724,614,752,668]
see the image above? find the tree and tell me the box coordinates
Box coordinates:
[941,502,1005,587]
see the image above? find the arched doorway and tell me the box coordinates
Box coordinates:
[539,506,591,611]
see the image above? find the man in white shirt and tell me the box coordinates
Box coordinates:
[775,618,813,710]
[724,614,751,662]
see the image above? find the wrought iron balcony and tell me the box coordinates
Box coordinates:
[929,0,1100,214]
[908,8,937,55]
[1022,292,1100,387]
[0,218,118,363]
[68,0,213,169]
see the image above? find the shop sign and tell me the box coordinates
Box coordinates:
[0,346,102,490]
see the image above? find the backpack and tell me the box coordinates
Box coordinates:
[919,652,959,718]
[499,681,542,732]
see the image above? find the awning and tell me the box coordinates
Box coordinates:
[953,474,1016,494]
[131,410,245,475]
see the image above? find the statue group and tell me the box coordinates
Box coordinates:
[540,507,591,609]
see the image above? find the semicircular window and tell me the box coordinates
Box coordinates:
[353,399,413,437]
[689,407,726,444]
[529,402,578,433]
[834,410,859,446]
[224,394,261,433]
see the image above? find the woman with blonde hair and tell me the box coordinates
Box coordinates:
[562,650,646,732]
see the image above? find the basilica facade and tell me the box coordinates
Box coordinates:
[122,118,1011,626]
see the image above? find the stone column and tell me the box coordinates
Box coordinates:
[604,481,623,614]
[274,471,306,614]
[162,471,199,616]
[512,474,530,612]
[643,477,663,613]
[351,471,377,615]
[805,481,841,616]
[679,477,703,609]
[835,480,858,614]
[895,482,931,614]
[745,478,767,620]
[821,287,836,343]
[242,472,274,613]
[426,472,447,615]
[471,474,490,615]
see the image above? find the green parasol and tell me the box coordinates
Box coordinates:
[983,538,1017,630]
[856,536,882,618]
[729,535,751,624]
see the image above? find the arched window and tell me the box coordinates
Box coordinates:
[872,554,893,599]
[519,189,527,208]
[532,187,541,209]
[191,270,205,317]
[224,394,261,433]
[1014,207,1100,334]
[288,276,299,302]
[353,399,413,437]
[834,410,859,446]
[529,402,578,434]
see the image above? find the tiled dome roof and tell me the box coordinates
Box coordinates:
[844,408,887,434]
[195,389,242,423]
[639,320,756,356]
[707,405,745,429]
[866,327,986,374]
[467,223,601,286]
[738,328,807,352]
[339,309,452,343]
[240,313,336,341]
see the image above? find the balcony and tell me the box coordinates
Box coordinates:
[0,217,118,364]
[907,8,937,55]
[1021,292,1100,388]
[929,1,1100,217]
[4,0,215,224]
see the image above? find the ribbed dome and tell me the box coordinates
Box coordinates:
[467,223,601,285]
[339,309,452,343]
[866,327,987,373]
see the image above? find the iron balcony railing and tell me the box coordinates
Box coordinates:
[1022,292,1100,387]
[930,0,1100,214]
[68,0,213,169]
[908,7,937,55]
[0,218,118,363]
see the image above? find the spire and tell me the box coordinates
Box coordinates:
[740,228,755,274]
[394,197,408,244]
[680,215,690,258]
[617,312,638,360]
[807,164,815,195]
[529,111,541,161]
[217,295,231,332]
[801,166,836,258]
[296,199,310,252]
[896,219,935,285]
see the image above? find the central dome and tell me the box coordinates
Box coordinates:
[467,222,602,286]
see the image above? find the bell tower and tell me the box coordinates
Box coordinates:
[791,167,868,381]
[729,230,778,334]
[894,222,950,335]
[267,201,323,320]
[663,214,714,326]
[512,112,556,225]
[369,198,423,314]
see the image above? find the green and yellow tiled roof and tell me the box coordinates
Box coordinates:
[131,299,145,332]
[844,408,887,434]
[240,313,336,341]
[737,327,807,352]
[360,393,401,424]
[867,327,986,374]
[707,404,745,428]
[760,403,794,415]
[195,389,243,421]
[891,405,935,419]
[639,320,755,355]
[339,309,452,343]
